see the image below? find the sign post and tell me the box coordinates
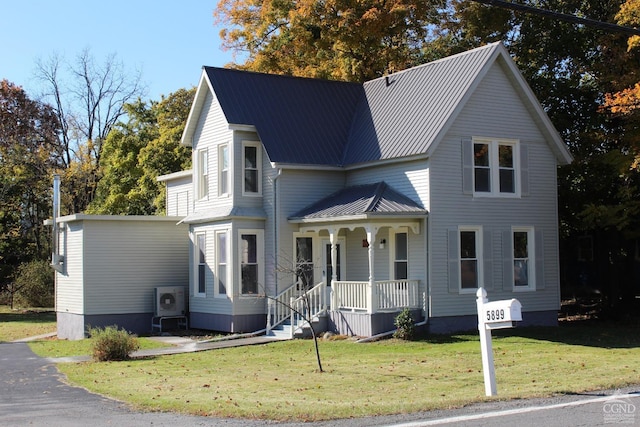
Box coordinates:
[476,287,522,396]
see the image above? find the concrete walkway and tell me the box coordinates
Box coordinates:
[25,332,287,363]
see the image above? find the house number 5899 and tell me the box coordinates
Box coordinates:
[486,309,505,321]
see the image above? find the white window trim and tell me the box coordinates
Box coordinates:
[238,229,264,297]
[197,148,209,201]
[194,231,207,297]
[242,141,262,197]
[512,226,536,292]
[218,143,231,197]
[472,137,520,198]
[215,230,229,298]
[459,226,483,294]
[389,227,409,281]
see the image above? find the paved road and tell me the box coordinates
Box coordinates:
[1,341,638,427]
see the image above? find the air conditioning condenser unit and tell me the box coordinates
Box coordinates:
[154,286,186,317]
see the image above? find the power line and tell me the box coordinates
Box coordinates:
[472,0,640,36]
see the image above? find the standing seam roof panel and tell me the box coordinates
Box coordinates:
[343,44,498,165]
[204,67,364,165]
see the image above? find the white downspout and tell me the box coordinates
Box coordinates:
[273,168,282,295]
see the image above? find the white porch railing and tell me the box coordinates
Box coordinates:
[290,281,326,337]
[266,283,299,333]
[266,280,327,337]
[332,280,421,313]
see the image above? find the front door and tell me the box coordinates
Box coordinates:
[324,242,342,286]
[322,239,345,308]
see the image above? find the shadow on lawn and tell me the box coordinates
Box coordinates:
[0,310,55,324]
[412,318,640,349]
[493,318,640,349]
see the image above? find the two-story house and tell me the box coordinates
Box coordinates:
[160,42,572,337]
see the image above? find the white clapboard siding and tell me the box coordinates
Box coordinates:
[55,221,84,314]
[55,216,190,316]
[428,59,561,317]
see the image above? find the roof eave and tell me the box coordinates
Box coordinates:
[181,70,216,147]
[289,211,428,224]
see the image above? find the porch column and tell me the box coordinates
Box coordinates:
[366,226,378,314]
[328,227,339,311]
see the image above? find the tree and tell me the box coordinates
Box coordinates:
[88,88,194,215]
[214,0,449,82]
[0,80,61,293]
[35,49,145,213]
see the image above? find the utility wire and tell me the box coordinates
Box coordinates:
[472,0,640,36]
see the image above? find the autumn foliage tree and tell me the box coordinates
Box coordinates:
[214,0,448,82]
[88,88,194,215]
[0,80,61,293]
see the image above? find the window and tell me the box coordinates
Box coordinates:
[240,231,263,295]
[243,142,261,195]
[513,227,535,290]
[195,233,206,295]
[460,227,482,291]
[197,149,209,200]
[216,231,228,297]
[219,144,229,196]
[393,231,408,280]
[473,138,519,196]
[296,237,314,288]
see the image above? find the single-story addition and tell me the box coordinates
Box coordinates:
[163,41,572,337]
[51,215,189,340]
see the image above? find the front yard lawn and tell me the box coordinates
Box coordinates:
[54,320,640,422]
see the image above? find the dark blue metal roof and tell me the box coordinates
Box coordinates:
[289,182,426,220]
[204,67,363,166]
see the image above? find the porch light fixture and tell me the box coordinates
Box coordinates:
[362,239,369,248]
[379,239,386,249]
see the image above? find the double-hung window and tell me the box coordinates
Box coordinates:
[240,230,263,295]
[219,144,229,196]
[197,149,209,200]
[243,142,261,196]
[513,227,535,291]
[460,227,482,292]
[473,138,519,197]
[195,233,206,296]
[392,230,408,280]
[216,230,228,297]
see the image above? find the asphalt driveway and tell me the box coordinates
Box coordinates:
[0,341,265,427]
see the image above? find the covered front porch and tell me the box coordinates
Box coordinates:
[268,182,429,337]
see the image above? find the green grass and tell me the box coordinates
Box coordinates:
[55,320,640,422]
[0,305,169,357]
[4,305,639,421]
[28,335,170,358]
[0,306,56,342]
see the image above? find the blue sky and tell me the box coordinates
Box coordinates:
[2,1,237,101]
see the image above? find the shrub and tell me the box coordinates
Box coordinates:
[393,308,415,340]
[13,260,54,308]
[88,325,140,362]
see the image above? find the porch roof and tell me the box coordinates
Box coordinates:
[288,182,427,223]
[180,206,267,225]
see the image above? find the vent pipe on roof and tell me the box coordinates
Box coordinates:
[51,174,63,272]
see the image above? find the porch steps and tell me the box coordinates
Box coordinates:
[267,314,327,340]
[267,321,293,340]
